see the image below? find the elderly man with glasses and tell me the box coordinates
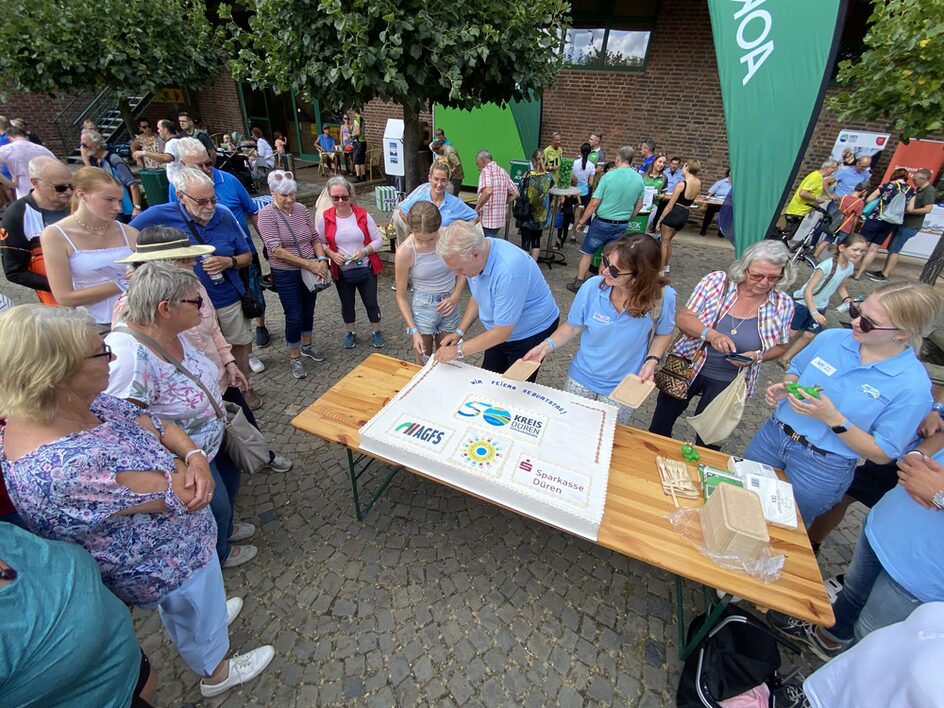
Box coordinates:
[0,156,73,303]
[80,129,143,221]
[130,167,263,409]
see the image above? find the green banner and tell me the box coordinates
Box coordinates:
[708,0,847,254]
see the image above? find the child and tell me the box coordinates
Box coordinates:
[778,234,867,369]
[813,182,868,259]
[394,201,466,364]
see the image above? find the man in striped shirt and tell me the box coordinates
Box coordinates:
[474,150,519,238]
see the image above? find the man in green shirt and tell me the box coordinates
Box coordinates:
[543,131,564,182]
[868,168,937,282]
[567,145,645,293]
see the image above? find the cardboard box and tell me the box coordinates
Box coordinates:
[727,456,778,482]
[700,483,770,560]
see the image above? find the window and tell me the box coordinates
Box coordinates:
[564,0,657,71]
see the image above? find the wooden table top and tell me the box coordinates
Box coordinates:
[292,354,834,626]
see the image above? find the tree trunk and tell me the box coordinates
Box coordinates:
[118,96,136,142]
[402,103,423,193]
[921,234,944,285]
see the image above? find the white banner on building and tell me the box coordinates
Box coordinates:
[829,130,890,164]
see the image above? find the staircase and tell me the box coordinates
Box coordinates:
[53,89,153,162]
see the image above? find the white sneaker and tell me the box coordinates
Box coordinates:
[222,544,257,568]
[200,646,275,698]
[248,354,266,373]
[226,597,244,626]
[228,522,255,542]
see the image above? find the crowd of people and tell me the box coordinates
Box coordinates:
[0,113,943,704]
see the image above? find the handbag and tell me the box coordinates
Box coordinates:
[685,369,747,445]
[177,204,265,318]
[273,208,333,293]
[654,276,728,400]
[112,327,270,473]
[339,262,371,284]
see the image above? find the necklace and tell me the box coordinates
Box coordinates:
[728,307,759,335]
[74,215,112,232]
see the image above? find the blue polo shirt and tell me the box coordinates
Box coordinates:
[832,165,871,198]
[168,168,259,253]
[397,183,477,227]
[468,238,559,341]
[130,203,250,309]
[317,134,336,152]
[780,328,931,459]
[567,278,676,395]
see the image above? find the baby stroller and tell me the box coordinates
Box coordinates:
[219,149,256,194]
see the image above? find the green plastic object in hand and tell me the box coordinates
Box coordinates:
[785,382,822,400]
[681,443,700,463]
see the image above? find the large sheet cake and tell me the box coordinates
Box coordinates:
[358,359,617,540]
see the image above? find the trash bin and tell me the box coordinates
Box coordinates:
[139,168,169,207]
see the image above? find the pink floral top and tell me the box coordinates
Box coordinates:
[0,394,216,605]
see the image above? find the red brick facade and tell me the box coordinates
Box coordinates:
[0,90,82,157]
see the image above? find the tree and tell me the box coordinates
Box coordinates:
[0,0,223,135]
[225,0,571,189]
[827,0,944,141]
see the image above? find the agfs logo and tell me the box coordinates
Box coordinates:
[395,421,446,445]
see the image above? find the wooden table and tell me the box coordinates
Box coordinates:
[292,354,833,658]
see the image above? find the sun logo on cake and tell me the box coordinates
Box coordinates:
[451,433,507,475]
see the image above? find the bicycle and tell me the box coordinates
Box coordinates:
[769,204,835,274]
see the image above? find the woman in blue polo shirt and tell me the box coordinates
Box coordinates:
[524,234,675,423]
[745,281,941,526]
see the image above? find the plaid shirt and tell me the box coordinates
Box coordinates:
[477,161,519,229]
[672,270,794,396]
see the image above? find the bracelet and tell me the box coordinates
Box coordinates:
[224,360,237,368]
[932,402,944,416]
[644,354,660,363]
[230,256,237,268]
[317,255,328,261]
[455,327,465,338]
[407,326,419,335]
[545,337,557,352]
[184,449,208,464]
[700,327,710,340]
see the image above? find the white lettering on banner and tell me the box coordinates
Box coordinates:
[731,0,775,86]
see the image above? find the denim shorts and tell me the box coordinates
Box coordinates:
[790,303,825,333]
[887,225,919,254]
[580,218,629,255]
[412,290,461,335]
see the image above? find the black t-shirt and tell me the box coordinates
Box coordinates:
[185,130,216,155]
[0,193,69,292]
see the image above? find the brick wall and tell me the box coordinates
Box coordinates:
[192,75,246,138]
[0,90,84,158]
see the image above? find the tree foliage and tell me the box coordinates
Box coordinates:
[0,0,224,98]
[226,0,570,113]
[827,0,944,140]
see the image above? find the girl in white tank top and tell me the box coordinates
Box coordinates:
[394,202,467,363]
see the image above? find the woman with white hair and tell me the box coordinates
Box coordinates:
[648,240,796,447]
[257,170,331,378]
[318,176,386,349]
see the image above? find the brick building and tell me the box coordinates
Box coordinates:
[1,0,897,190]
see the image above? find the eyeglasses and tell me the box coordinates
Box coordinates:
[848,302,899,333]
[37,178,74,193]
[181,192,217,207]
[329,194,351,201]
[185,160,213,169]
[745,270,783,284]
[271,171,294,181]
[601,255,635,279]
[180,296,204,310]
[86,344,113,360]
[139,125,150,130]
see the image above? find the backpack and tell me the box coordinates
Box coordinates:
[512,173,533,225]
[824,207,845,235]
[879,184,907,225]
[676,605,799,707]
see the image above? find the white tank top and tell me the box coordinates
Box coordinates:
[409,242,455,293]
[55,223,133,324]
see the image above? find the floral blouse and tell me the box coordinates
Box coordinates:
[105,331,225,460]
[1,394,216,605]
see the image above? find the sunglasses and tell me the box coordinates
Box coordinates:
[181,192,217,207]
[271,171,294,181]
[745,270,783,284]
[180,296,204,310]
[330,194,351,201]
[87,343,113,360]
[38,178,74,193]
[848,302,898,333]
[601,255,635,279]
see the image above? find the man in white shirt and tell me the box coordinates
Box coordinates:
[132,120,182,179]
[0,123,55,198]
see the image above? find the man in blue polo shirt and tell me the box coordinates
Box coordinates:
[131,166,261,408]
[434,221,559,378]
[169,137,273,350]
[829,155,872,201]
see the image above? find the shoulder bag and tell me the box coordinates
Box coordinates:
[272,208,332,293]
[653,277,728,400]
[112,327,270,473]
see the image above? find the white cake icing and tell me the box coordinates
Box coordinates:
[358,359,617,540]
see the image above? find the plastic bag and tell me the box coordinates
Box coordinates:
[668,507,784,583]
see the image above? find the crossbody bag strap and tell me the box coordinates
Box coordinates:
[812,257,840,298]
[112,326,226,421]
[273,207,305,255]
[176,204,245,296]
[697,274,729,353]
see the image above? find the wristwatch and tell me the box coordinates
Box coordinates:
[932,402,944,416]
[933,489,944,510]
[644,355,660,364]
[229,256,237,268]
[456,341,465,359]
[830,418,849,434]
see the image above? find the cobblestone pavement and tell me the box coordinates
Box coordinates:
[3,194,940,706]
